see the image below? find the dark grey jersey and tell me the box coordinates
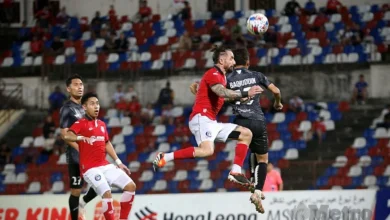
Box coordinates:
[59,100,85,164]
[227,68,271,120]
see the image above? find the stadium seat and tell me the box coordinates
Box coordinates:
[15,173,27,184]
[156,143,169,152]
[152,125,166,136]
[298,120,311,132]
[272,112,286,123]
[129,161,141,172]
[139,170,154,182]
[383,165,390,176]
[108,117,121,127]
[26,181,41,193]
[152,180,167,191]
[223,141,236,152]
[114,143,126,154]
[57,153,67,164]
[352,137,367,149]
[1,57,13,67]
[319,110,331,120]
[160,161,175,172]
[333,156,348,167]
[194,160,209,171]
[33,136,45,147]
[358,155,372,167]
[363,175,377,187]
[54,55,65,65]
[112,134,124,145]
[21,136,34,147]
[331,185,343,190]
[120,117,131,126]
[270,140,284,151]
[199,179,213,191]
[107,53,119,63]
[81,31,91,40]
[151,60,164,69]
[3,173,16,184]
[324,120,335,131]
[284,149,298,160]
[347,165,362,177]
[374,128,389,138]
[280,55,293,65]
[51,181,64,193]
[85,54,98,64]
[22,57,33,66]
[196,170,210,180]
[173,170,188,181]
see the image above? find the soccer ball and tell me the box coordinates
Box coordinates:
[246,13,269,35]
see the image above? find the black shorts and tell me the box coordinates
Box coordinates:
[68,163,84,189]
[234,117,268,155]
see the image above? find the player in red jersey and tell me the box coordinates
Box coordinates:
[153,45,263,186]
[63,93,136,220]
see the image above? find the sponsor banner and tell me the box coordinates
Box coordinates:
[375,189,390,220]
[0,189,376,220]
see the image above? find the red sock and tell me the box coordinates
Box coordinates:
[102,198,115,220]
[173,147,195,159]
[120,191,135,219]
[234,143,248,167]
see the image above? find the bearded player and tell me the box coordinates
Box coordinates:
[63,93,136,220]
[190,48,283,213]
[153,45,264,186]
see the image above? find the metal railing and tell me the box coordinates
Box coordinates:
[0,81,23,126]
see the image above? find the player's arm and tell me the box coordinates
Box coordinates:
[61,128,80,149]
[190,82,237,102]
[61,131,91,151]
[105,141,131,175]
[211,84,263,99]
[268,84,283,111]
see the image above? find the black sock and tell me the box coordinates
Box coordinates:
[83,187,98,204]
[255,162,268,190]
[69,195,79,220]
[249,153,256,182]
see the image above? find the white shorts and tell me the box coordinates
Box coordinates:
[189,113,237,146]
[83,164,133,197]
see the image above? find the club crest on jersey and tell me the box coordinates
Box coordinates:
[205,131,212,137]
[100,126,105,133]
[95,174,101,181]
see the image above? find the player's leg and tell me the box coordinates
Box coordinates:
[104,164,136,220]
[68,164,84,220]
[83,167,115,220]
[152,114,218,170]
[79,186,97,217]
[215,123,253,186]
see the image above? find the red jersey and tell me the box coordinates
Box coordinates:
[190,66,226,120]
[69,116,109,174]
[327,0,341,10]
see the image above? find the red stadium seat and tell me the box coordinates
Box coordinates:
[368,146,381,157]
[296,112,308,121]
[377,44,388,53]
[332,45,343,54]
[267,123,278,132]
[289,48,301,56]
[277,159,290,169]
[344,147,356,158]
[338,101,350,112]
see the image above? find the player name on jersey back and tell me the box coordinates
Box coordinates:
[229,77,257,89]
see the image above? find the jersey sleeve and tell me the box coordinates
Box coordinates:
[257,72,272,88]
[69,120,83,135]
[59,106,71,129]
[204,71,224,87]
[276,171,283,185]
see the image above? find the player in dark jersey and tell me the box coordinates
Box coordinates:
[59,74,97,220]
[227,48,282,213]
[189,48,282,213]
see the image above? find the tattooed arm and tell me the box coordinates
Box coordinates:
[211,84,243,99]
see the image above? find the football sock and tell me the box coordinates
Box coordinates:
[69,195,79,220]
[102,198,115,220]
[172,147,195,160]
[255,162,268,190]
[120,191,135,219]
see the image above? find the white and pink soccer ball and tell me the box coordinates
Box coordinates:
[246,13,269,35]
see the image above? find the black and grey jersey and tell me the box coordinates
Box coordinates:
[59,100,85,164]
[227,68,271,121]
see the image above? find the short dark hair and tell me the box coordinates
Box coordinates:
[210,44,232,64]
[233,48,249,66]
[81,93,98,105]
[66,74,83,87]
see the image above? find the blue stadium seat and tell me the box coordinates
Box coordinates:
[12,147,24,158]
[109,62,120,71]
[316,176,329,187]
[66,55,76,64]
[117,153,127,163]
[138,153,149,162]
[0,184,5,193]
[153,172,164,181]
[277,123,289,132]
[356,148,368,157]
[295,140,306,150]
[124,135,135,144]
[308,112,319,121]
[168,181,179,193]
[83,39,94,48]
[264,113,273,122]
[15,164,26,174]
[36,154,49,165]
[216,152,229,162]
[285,112,296,123]
[194,20,205,29]
[377,176,388,186]
[280,132,292,142]
[256,48,267,57]
[358,53,368,63]
[284,140,295,149]
[208,161,218,170]
[234,11,243,19]
[126,143,136,153]
[188,171,199,180]
[363,166,374,175]
[327,102,338,111]
[371,156,383,165]
[330,111,342,121]
[265,9,276,18]
[133,126,144,135]
[351,177,363,187]
[189,180,201,190]
[366,137,377,147]
[165,125,175,136]
[364,128,375,138]
[50,172,63,183]
[324,167,338,176]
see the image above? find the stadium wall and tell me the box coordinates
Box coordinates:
[2,65,389,108]
[0,189,378,220]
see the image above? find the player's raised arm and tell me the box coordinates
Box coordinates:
[268,84,283,111]
[210,84,263,99]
